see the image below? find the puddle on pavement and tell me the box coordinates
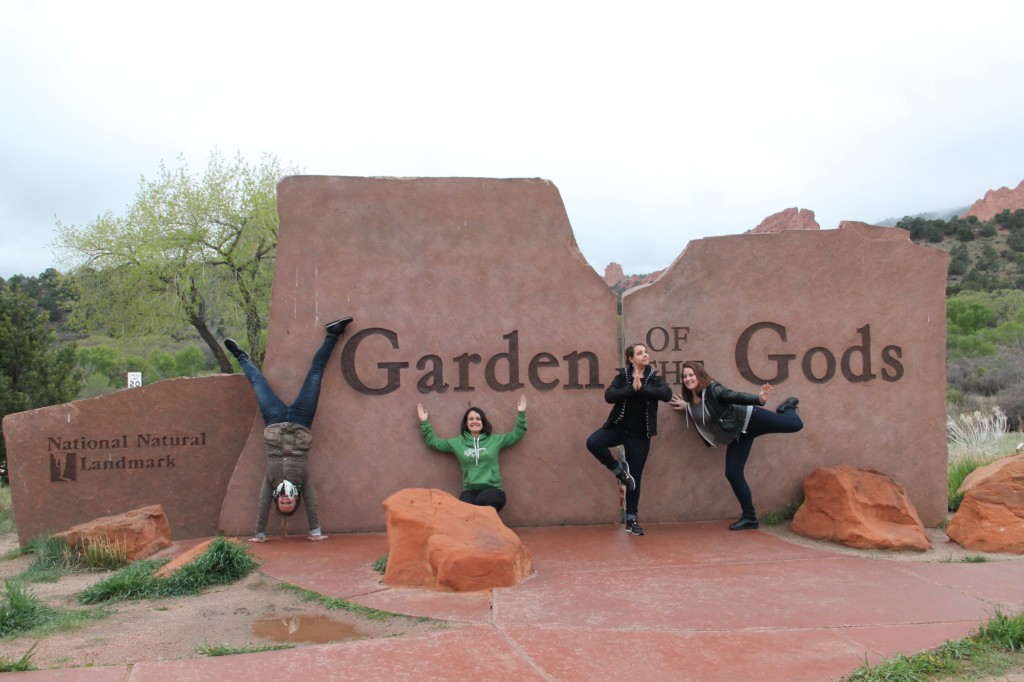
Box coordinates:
[253,614,371,643]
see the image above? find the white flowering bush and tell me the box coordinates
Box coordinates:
[947,406,1009,458]
[946,405,1018,510]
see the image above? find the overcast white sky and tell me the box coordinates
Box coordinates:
[2,1,1023,279]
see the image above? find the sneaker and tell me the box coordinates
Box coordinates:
[614,461,636,491]
[224,338,246,359]
[728,517,760,531]
[325,317,353,336]
[776,396,799,414]
[624,518,645,536]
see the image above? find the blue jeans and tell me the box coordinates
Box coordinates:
[725,406,804,520]
[586,425,651,517]
[238,334,339,429]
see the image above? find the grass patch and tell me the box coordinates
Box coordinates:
[977,611,1024,651]
[947,453,995,511]
[0,643,38,672]
[78,536,259,604]
[18,533,132,582]
[0,486,14,535]
[372,554,388,574]
[0,578,106,643]
[845,610,1024,681]
[196,641,295,657]
[760,501,801,526]
[280,583,407,622]
[0,581,47,637]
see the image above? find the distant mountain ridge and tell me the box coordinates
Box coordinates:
[604,177,1024,291]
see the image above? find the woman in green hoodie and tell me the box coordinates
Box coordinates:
[417,395,527,512]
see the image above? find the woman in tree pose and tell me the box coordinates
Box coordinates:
[416,395,527,512]
[586,343,672,536]
[224,316,352,542]
[670,360,802,530]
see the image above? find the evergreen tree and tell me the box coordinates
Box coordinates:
[0,288,83,482]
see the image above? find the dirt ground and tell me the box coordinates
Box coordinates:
[0,532,448,670]
[0,525,1020,673]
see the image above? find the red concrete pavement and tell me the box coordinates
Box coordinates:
[9,522,1023,681]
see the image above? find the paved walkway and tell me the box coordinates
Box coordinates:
[11,522,1024,681]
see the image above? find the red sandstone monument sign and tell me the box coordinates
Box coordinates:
[3,177,949,541]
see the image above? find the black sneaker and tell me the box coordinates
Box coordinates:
[776,397,799,414]
[614,461,636,491]
[728,517,760,531]
[223,338,246,359]
[325,317,353,336]
[624,518,645,536]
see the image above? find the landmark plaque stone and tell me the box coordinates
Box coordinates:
[218,177,621,535]
[4,375,256,543]
[4,180,951,540]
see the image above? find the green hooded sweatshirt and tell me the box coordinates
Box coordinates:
[420,411,527,491]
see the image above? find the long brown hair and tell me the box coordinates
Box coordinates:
[680,360,714,402]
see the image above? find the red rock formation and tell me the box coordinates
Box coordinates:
[603,262,625,287]
[603,263,665,294]
[947,454,1024,554]
[382,488,533,591]
[57,505,171,561]
[791,466,931,551]
[962,179,1024,222]
[750,207,821,233]
[154,539,214,578]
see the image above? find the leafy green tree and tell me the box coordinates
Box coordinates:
[174,346,208,376]
[55,150,297,371]
[947,297,995,334]
[0,289,83,481]
[995,208,1024,231]
[76,344,118,381]
[948,244,970,277]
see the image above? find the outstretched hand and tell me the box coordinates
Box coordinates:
[758,383,773,404]
[417,403,428,421]
[669,394,688,411]
[517,394,527,412]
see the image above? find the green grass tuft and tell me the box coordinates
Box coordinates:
[0,581,48,637]
[845,610,1024,680]
[372,554,388,574]
[977,611,1024,652]
[78,536,259,604]
[280,583,405,622]
[0,487,15,536]
[197,641,294,657]
[947,453,993,511]
[0,643,37,672]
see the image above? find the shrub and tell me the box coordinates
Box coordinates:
[0,581,46,637]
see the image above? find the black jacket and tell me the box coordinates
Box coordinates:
[601,364,672,438]
[691,381,763,445]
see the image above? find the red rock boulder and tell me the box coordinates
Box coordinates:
[56,505,171,561]
[382,488,533,591]
[957,453,1024,495]
[750,207,820,233]
[947,455,1024,554]
[791,466,931,551]
[153,539,214,578]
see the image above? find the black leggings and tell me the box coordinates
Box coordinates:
[460,488,507,512]
[725,406,804,519]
